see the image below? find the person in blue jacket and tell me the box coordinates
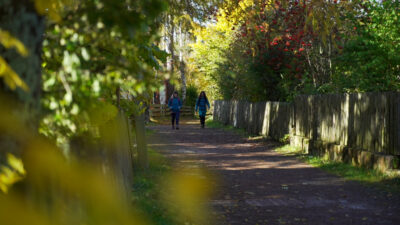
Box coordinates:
[195,91,210,128]
[168,91,182,130]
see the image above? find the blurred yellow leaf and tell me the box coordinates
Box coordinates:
[34,0,76,22]
[0,154,26,194]
[7,153,26,175]
[0,29,29,91]
[162,168,213,223]
[34,0,62,22]
[0,194,54,225]
[22,140,147,225]
[0,29,28,56]
[90,102,118,126]
[0,56,29,91]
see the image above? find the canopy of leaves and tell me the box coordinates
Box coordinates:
[333,0,400,92]
[40,0,169,144]
[190,0,400,101]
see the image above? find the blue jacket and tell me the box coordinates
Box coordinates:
[168,97,182,113]
[195,97,210,115]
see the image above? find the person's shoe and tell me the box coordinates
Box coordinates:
[172,126,175,130]
[201,124,205,128]
[176,127,179,130]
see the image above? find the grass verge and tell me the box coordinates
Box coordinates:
[205,117,254,138]
[132,149,215,225]
[203,119,400,193]
[132,149,176,225]
[276,145,400,193]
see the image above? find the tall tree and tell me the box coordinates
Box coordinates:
[191,0,364,101]
[160,0,222,103]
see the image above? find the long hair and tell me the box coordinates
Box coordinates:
[197,91,208,103]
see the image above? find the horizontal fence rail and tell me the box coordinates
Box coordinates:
[213,92,400,171]
[150,104,194,117]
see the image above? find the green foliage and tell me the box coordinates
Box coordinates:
[183,85,198,106]
[191,0,396,101]
[0,1,215,225]
[40,0,168,145]
[333,0,400,92]
[279,134,291,144]
[190,8,236,101]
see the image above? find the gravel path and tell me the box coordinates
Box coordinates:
[148,120,400,225]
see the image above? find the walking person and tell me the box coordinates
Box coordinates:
[195,91,210,128]
[168,91,182,130]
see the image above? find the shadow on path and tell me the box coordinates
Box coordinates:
[148,120,400,225]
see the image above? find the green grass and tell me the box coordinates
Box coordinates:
[132,149,176,225]
[275,144,303,156]
[145,128,155,135]
[276,144,400,193]
[205,117,255,138]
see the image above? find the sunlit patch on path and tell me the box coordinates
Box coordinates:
[148,119,400,225]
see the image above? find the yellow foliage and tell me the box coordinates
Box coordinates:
[0,96,213,225]
[162,168,213,224]
[0,57,29,91]
[6,154,25,175]
[89,102,119,127]
[33,0,76,22]
[0,154,26,193]
[34,0,62,22]
[0,30,28,56]
[0,142,148,225]
[0,193,54,225]
[0,98,147,224]
[0,29,29,91]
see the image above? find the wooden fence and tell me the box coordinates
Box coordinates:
[150,104,194,117]
[214,92,400,171]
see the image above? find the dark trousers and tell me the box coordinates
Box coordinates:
[200,115,205,127]
[171,111,180,127]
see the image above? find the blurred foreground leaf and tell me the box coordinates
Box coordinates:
[0,154,26,193]
[0,30,29,91]
[162,168,214,224]
[0,30,28,56]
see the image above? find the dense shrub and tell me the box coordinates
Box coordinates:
[183,85,198,107]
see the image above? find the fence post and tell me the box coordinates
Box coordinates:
[134,105,148,170]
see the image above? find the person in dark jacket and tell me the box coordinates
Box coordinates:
[195,91,210,128]
[168,91,182,129]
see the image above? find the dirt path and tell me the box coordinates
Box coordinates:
[148,119,400,225]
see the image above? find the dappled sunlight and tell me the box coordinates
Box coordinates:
[147,121,400,224]
[2,0,400,224]
[0,96,215,225]
[211,159,313,171]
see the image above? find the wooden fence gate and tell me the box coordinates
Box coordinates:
[150,104,194,118]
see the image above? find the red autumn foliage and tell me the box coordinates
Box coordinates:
[236,0,313,79]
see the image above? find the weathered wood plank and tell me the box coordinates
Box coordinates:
[214,92,400,158]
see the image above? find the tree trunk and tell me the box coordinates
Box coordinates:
[179,24,187,102]
[162,14,175,104]
[0,0,45,123]
[166,14,175,102]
